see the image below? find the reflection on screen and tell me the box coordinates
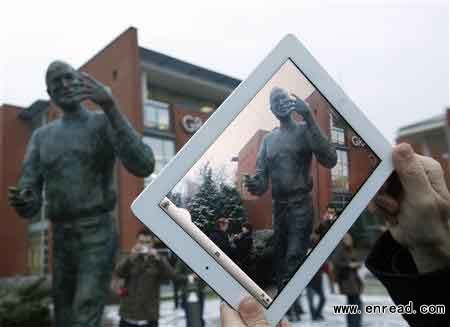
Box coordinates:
[163,59,380,306]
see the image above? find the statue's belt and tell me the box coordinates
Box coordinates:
[52,210,112,230]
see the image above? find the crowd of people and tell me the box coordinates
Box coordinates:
[113,218,255,327]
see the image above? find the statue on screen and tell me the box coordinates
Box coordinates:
[245,86,337,292]
[8,61,154,327]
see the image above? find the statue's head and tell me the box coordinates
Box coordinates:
[46,61,83,110]
[270,87,292,119]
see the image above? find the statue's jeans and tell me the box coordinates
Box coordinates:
[52,212,118,327]
[272,194,314,291]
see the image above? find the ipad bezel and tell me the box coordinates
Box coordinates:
[131,34,393,325]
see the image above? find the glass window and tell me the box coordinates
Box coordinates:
[331,149,349,191]
[143,136,175,186]
[330,112,346,146]
[143,100,170,130]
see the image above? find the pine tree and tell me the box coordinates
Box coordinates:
[187,164,221,234]
[0,277,51,327]
[217,182,247,233]
[167,190,183,208]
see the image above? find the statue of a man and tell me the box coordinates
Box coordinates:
[8,61,154,327]
[245,87,337,292]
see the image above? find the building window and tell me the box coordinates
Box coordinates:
[143,100,170,130]
[330,112,346,146]
[143,136,175,186]
[331,149,349,191]
[332,191,352,213]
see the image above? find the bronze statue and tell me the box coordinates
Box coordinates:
[8,61,154,327]
[245,87,337,292]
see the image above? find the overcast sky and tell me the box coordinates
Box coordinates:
[1,0,448,142]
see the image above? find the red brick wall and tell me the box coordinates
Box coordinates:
[78,27,145,252]
[306,92,333,223]
[237,130,273,230]
[0,105,31,276]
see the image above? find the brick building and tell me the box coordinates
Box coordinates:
[1,27,392,277]
[0,27,240,277]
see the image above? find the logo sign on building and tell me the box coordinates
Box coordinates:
[181,115,203,134]
[351,135,366,148]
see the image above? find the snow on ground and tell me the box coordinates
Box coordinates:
[104,281,407,327]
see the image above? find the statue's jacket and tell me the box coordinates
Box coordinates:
[18,109,154,221]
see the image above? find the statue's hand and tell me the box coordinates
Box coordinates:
[244,175,261,196]
[290,93,312,121]
[78,72,115,109]
[7,186,38,218]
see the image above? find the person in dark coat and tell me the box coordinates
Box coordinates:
[333,233,363,327]
[232,222,254,267]
[175,261,206,327]
[209,217,235,259]
[115,229,180,327]
[306,231,326,321]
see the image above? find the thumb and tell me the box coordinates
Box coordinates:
[420,155,450,201]
[220,302,245,327]
[238,297,270,327]
[392,143,431,201]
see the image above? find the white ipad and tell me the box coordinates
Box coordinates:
[131,34,393,325]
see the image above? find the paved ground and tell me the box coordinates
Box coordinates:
[103,276,408,326]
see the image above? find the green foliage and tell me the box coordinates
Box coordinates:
[168,190,183,208]
[217,183,247,234]
[0,277,51,327]
[188,165,221,234]
[187,164,247,235]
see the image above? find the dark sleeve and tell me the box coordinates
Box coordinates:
[366,232,450,327]
[104,111,155,177]
[331,244,351,280]
[304,118,337,169]
[252,136,269,195]
[236,235,252,254]
[158,257,178,281]
[115,255,133,279]
[17,129,44,218]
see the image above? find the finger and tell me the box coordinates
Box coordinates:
[374,194,400,216]
[420,156,450,201]
[8,189,20,197]
[7,190,20,199]
[220,302,245,327]
[81,72,104,89]
[10,201,31,210]
[8,196,26,204]
[290,93,300,101]
[276,318,291,327]
[392,143,431,201]
[238,296,270,327]
[368,201,398,226]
